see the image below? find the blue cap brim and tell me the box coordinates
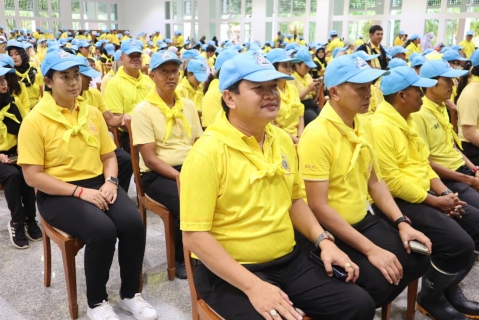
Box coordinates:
[411,77,437,88]
[123,48,143,55]
[79,66,101,78]
[242,69,294,83]
[194,72,207,82]
[151,58,183,70]
[106,50,115,55]
[439,69,470,77]
[304,60,316,68]
[348,69,389,85]
[44,61,83,75]
[364,54,379,61]
[0,67,14,76]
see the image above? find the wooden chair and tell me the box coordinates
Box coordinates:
[125,119,176,280]
[381,279,419,320]
[41,216,85,319]
[108,127,121,148]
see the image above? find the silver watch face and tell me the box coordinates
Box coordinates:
[108,177,119,185]
[325,231,335,241]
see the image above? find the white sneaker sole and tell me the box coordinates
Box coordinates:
[118,300,157,320]
[7,222,29,249]
[25,230,43,242]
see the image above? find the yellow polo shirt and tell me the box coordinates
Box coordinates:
[274,83,304,137]
[104,66,154,115]
[394,37,404,47]
[174,35,184,47]
[180,111,301,263]
[406,42,422,60]
[0,97,26,152]
[371,101,438,203]
[290,72,315,101]
[101,71,115,95]
[12,82,30,115]
[201,78,222,127]
[176,77,203,111]
[327,38,344,54]
[17,93,116,181]
[354,39,365,47]
[152,35,163,44]
[458,76,479,142]
[412,96,464,171]
[81,88,109,114]
[298,102,372,225]
[458,40,475,58]
[21,72,44,109]
[131,91,203,171]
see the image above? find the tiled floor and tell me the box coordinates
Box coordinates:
[0,179,477,320]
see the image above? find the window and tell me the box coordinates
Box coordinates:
[97,3,108,20]
[19,0,33,17]
[221,0,241,18]
[426,0,441,13]
[311,0,317,16]
[111,3,118,20]
[72,21,82,30]
[309,21,316,43]
[390,0,402,14]
[244,21,252,43]
[245,0,252,16]
[184,1,192,18]
[279,0,307,17]
[51,0,60,18]
[6,19,16,31]
[165,1,171,19]
[278,21,304,41]
[445,18,458,45]
[349,0,377,15]
[72,1,81,19]
[265,0,274,17]
[424,19,439,43]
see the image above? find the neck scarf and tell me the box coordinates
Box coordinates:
[0,93,22,140]
[116,66,153,105]
[206,111,288,184]
[422,96,462,150]
[293,71,310,89]
[33,92,98,149]
[144,88,191,143]
[15,64,37,87]
[179,77,204,110]
[280,82,303,119]
[320,102,382,181]
[101,54,113,63]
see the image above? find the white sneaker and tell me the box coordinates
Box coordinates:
[87,300,119,320]
[119,293,158,320]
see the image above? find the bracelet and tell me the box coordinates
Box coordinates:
[71,185,79,197]
[78,188,84,199]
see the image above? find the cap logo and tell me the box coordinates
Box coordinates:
[58,50,72,59]
[354,56,369,70]
[254,54,271,67]
[200,65,206,72]
[130,41,137,47]
[161,51,173,59]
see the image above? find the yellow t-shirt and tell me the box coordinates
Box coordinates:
[152,35,163,45]
[371,101,438,204]
[180,111,302,263]
[132,90,203,170]
[81,88,110,114]
[394,37,404,47]
[174,35,184,47]
[0,97,27,152]
[458,76,479,142]
[290,72,315,101]
[299,103,374,224]
[104,66,154,115]
[176,77,203,111]
[13,82,30,115]
[354,39,365,47]
[458,40,475,58]
[17,93,116,181]
[16,71,43,109]
[361,81,384,120]
[412,96,464,171]
[274,83,304,136]
[101,72,115,95]
[406,42,422,60]
[201,78,222,127]
[327,38,344,54]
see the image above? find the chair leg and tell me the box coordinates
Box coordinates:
[381,303,392,320]
[164,214,176,281]
[60,241,79,319]
[406,279,419,320]
[192,301,200,320]
[42,227,52,287]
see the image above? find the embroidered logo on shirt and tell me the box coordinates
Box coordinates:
[434,123,439,129]
[281,153,290,172]
[88,121,98,134]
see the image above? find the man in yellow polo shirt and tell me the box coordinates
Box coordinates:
[132,50,203,279]
[152,30,163,45]
[104,39,154,153]
[299,54,430,309]
[372,66,479,320]
[459,30,476,58]
[394,30,405,46]
[181,52,376,320]
[326,30,344,57]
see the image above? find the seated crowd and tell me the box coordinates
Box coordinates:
[1,23,479,320]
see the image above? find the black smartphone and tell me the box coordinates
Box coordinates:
[309,248,348,280]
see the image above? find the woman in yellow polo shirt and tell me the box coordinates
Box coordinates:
[0,66,40,250]
[176,59,207,112]
[0,54,30,115]
[405,34,422,60]
[17,50,157,320]
[6,40,43,109]
[266,48,304,143]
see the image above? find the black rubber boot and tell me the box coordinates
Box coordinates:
[417,264,468,320]
[445,253,479,319]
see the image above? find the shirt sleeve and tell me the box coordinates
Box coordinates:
[131,105,156,145]
[91,107,116,155]
[411,113,430,149]
[458,88,479,126]
[94,89,110,113]
[297,127,332,181]
[104,79,124,114]
[17,116,45,166]
[373,125,428,203]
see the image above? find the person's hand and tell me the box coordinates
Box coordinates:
[398,223,432,254]
[0,154,11,164]
[433,193,466,215]
[319,240,359,283]
[366,246,402,285]
[447,205,464,219]
[99,181,118,204]
[475,170,479,178]
[245,280,303,320]
[307,81,320,91]
[291,135,299,144]
[78,188,110,211]
[121,113,132,126]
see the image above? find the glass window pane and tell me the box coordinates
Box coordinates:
[52,21,61,34]
[4,0,14,9]
[19,11,33,17]
[265,21,273,42]
[244,22,252,43]
[220,22,239,43]
[279,0,291,17]
[72,1,81,19]
[97,3,108,20]
[5,10,16,16]
[6,19,16,31]
[445,19,458,45]
[51,0,60,12]
[111,23,118,30]
[293,0,306,16]
[194,21,198,42]
[166,23,171,39]
[348,21,358,43]
[165,1,171,19]
[333,0,345,15]
[40,21,48,31]
[72,21,82,30]
[245,0,252,16]
[173,1,178,19]
[309,21,316,44]
[194,0,198,19]
[209,22,216,41]
[266,0,274,17]
[184,1,192,18]
[332,21,343,37]
[424,19,439,45]
[19,0,32,10]
[427,0,441,13]
[221,0,241,18]
[311,0,317,16]
[209,0,216,19]
[111,3,118,20]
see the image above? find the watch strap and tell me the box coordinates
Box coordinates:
[395,216,411,228]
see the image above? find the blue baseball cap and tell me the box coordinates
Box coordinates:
[420,59,469,78]
[105,43,115,55]
[0,54,14,67]
[410,34,421,41]
[391,46,409,57]
[215,49,239,71]
[422,48,435,56]
[5,40,24,51]
[295,48,316,68]
[124,31,130,35]
[201,44,208,51]
[452,45,463,51]
[409,52,421,61]
[121,39,143,55]
[114,50,122,61]
[150,50,183,70]
[443,50,468,62]
[359,35,364,39]
[466,30,474,36]
[78,40,89,48]
[187,59,208,82]
[266,48,301,64]
[470,50,479,67]
[330,30,338,37]
[165,38,172,43]
[355,50,379,61]
[159,43,168,50]
[40,49,84,75]
[281,41,288,46]
[0,66,14,77]
[182,49,201,60]
[381,66,437,95]
[37,38,46,44]
[148,41,153,46]
[324,54,389,90]
[285,43,298,51]
[332,47,344,58]
[219,53,294,92]
[76,56,100,78]
[388,58,407,69]
[399,30,405,35]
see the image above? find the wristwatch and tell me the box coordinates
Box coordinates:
[106,176,119,187]
[472,166,479,173]
[395,216,411,228]
[441,189,453,196]
[315,231,335,248]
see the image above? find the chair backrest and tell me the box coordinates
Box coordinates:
[0,182,3,191]
[108,126,121,148]
[125,119,145,198]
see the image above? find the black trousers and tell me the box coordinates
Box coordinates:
[141,167,183,262]
[195,246,376,320]
[461,142,479,166]
[114,148,132,192]
[302,99,320,127]
[119,131,130,154]
[373,199,476,274]
[37,175,145,308]
[0,163,36,223]
[332,213,429,308]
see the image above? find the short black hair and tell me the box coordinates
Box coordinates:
[369,25,383,35]
[221,80,242,115]
[206,45,216,53]
[383,93,396,105]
